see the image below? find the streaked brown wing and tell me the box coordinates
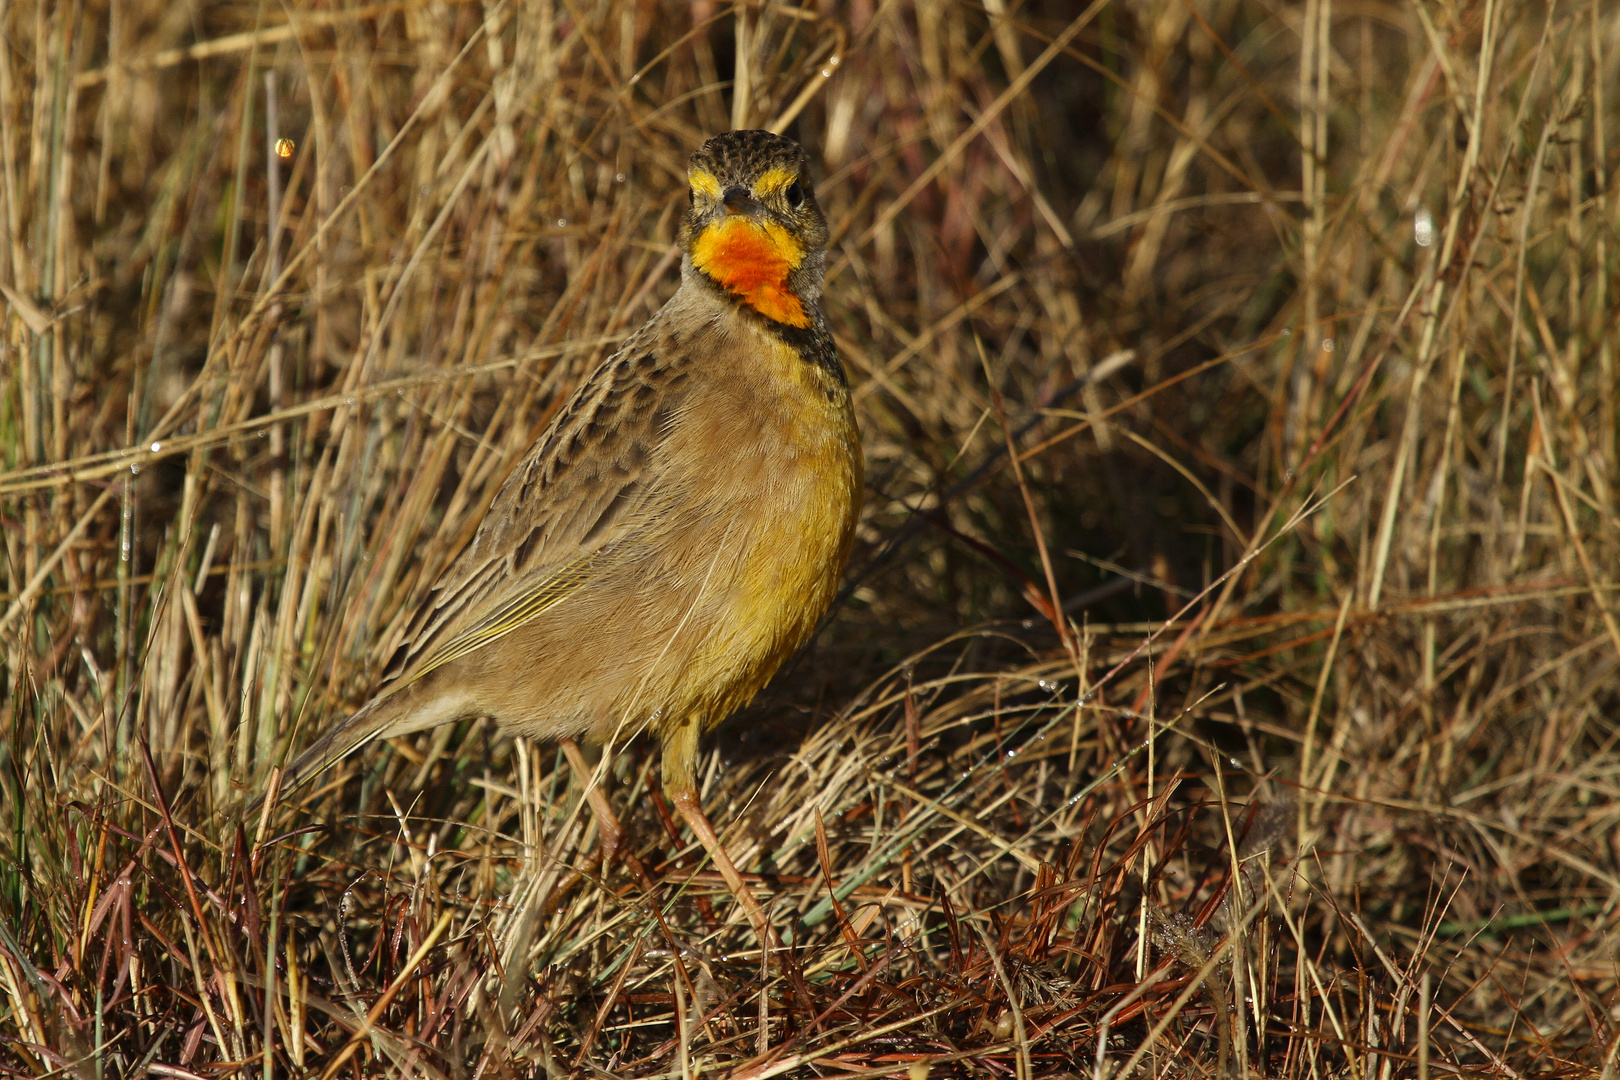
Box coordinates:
[386,330,690,686]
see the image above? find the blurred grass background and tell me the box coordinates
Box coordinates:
[2,0,1618,1075]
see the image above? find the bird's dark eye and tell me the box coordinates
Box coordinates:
[784,180,805,208]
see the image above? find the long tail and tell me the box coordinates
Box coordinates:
[247,690,411,812]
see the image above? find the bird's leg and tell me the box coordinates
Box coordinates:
[670,788,775,945]
[663,722,776,950]
[561,737,652,888]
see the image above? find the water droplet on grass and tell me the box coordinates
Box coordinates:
[1414,205,1435,247]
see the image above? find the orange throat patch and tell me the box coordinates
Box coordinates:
[691,217,810,328]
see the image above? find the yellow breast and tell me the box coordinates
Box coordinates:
[687,335,862,724]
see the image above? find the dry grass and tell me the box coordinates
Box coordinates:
[2,0,1618,1076]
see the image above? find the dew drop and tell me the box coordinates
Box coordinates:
[150,441,162,453]
[615,173,625,183]
[556,218,567,228]
[1414,205,1435,247]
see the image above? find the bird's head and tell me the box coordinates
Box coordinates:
[681,130,828,328]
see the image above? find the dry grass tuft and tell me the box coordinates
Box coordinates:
[2,0,1618,1076]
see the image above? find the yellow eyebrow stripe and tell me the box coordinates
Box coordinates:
[753,167,798,196]
[688,168,722,199]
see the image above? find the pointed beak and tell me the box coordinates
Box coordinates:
[722,186,764,218]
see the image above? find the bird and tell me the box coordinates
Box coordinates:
[266,130,862,942]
